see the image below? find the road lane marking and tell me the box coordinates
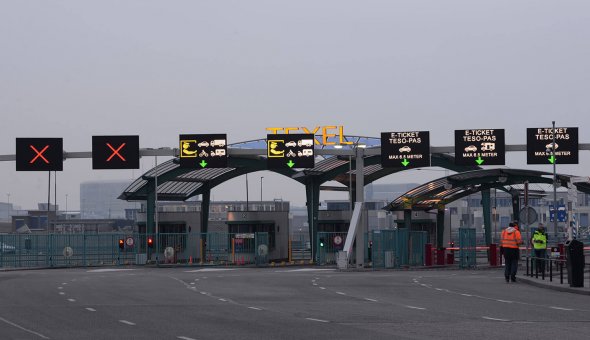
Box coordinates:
[0,316,50,339]
[281,269,335,272]
[57,287,63,290]
[219,298,227,302]
[85,308,96,312]
[312,283,318,286]
[482,316,509,322]
[319,287,326,290]
[305,318,329,323]
[336,292,346,295]
[67,299,76,302]
[405,305,426,310]
[62,283,67,285]
[59,292,65,295]
[184,268,235,272]
[550,306,574,311]
[461,294,472,297]
[200,292,208,295]
[177,337,197,340]
[248,307,262,311]
[190,282,195,285]
[119,320,136,326]
[87,269,136,273]
[496,299,513,303]
[365,298,378,302]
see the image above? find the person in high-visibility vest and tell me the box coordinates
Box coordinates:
[501,222,523,283]
[531,223,548,274]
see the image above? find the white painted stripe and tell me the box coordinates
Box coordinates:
[461,294,472,297]
[85,308,96,312]
[365,298,378,302]
[405,305,426,310]
[435,288,444,291]
[184,268,235,272]
[319,287,326,290]
[219,298,227,302]
[119,320,136,326]
[62,283,67,285]
[284,269,335,272]
[335,291,346,295]
[550,306,574,311]
[312,283,318,286]
[67,299,76,302]
[87,269,135,273]
[248,307,262,311]
[190,282,195,285]
[57,287,63,290]
[496,299,513,303]
[200,292,208,295]
[59,292,65,295]
[306,318,329,323]
[0,316,50,339]
[177,337,197,340]
[483,316,509,322]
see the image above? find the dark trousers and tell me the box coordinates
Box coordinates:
[503,247,519,280]
[534,248,547,273]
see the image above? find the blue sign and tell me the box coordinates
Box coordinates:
[557,204,567,222]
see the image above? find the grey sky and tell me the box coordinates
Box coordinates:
[1,0,589,210]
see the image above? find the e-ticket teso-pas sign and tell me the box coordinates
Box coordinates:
[454,129,505,166]
[380,131,430,168]
[527,127,578,165]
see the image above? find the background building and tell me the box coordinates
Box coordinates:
[80,180,138,219]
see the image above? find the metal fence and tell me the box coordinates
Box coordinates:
[458,228,477,268]
[0,232,271,268]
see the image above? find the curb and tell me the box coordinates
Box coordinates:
[518,276,590,295]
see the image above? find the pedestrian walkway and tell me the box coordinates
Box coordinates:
[518,269,590,296]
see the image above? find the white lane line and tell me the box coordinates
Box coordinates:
[335,291,346,295]
[405,305,426,310]
[482,316,509,322]
[62,283,67,285]
[312,283,318,286]
[219,298,227,302]
[190,282,196,285]
[306,318,329,323]
[85,308,96,312]
[319,287,326,290]
[59,292,65,295]
[87,269,136,273]
[67,299,76,302]
[184,268,235,272]
[177,337,197,340]
[461,294,472,297]
[119,320,136,326]
[57,287,63,290]
[248,307,262,311]
[551,306,574,311]
[365,298,378,302]
[0,316,50,339]
[496,299,513,304]
[200,292,208,295]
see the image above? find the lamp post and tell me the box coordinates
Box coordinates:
[65,194,68,220]
[552,120,558,240]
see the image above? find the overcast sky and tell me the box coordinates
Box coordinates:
[1,0,589,210]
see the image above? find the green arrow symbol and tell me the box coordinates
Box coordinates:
[199,160,208,168]
[401,158,410,167]
[475,156,484,165]
[549,155,555,164]
[287,160,295,168]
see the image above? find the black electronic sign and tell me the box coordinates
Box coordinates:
[16,138,63,171]
[92,135,140,169]
[267,133,314,169]
[527,127,578,164]
[454,129,505,166]
[380,131,430,168]
[179,134,227,168]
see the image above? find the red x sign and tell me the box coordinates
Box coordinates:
[106,143,126,162]
[30,145,50,164]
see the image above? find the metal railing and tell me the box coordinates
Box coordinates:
[525,256,566,284]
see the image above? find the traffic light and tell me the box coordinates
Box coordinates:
[147,237,154,248]
[319,237,325,247]
[118,239,125,249]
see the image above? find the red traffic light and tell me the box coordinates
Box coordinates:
[147,237,154,248]
[118,239,125,249]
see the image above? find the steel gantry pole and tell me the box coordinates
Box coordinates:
[552,121,558,240]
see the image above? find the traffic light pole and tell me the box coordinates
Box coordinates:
[552,121,558,241]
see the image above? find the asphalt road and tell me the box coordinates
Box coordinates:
[1,267,590,339]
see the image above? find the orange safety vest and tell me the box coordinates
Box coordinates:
[501,228,522,248]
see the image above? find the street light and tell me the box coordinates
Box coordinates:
[65,194,68,220]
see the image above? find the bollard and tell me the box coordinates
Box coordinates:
[489,244,498,266]
[424,243,433,266]
[446,252,454,265]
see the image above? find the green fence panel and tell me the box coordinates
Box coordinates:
[255,232,269,266]
[459,228,477,268]
[316,232,346,265]
[409,231,428,266]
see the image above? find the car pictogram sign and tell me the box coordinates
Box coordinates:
[179,134,228,168]
[92,135,140,169]
[266,133,314,169]
[16,138,63,171]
